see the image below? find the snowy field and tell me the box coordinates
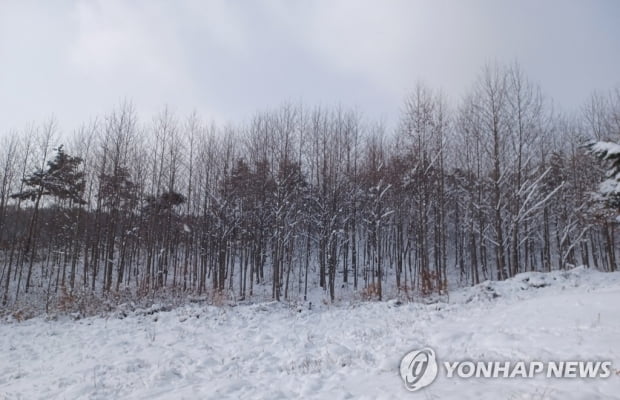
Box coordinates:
[1,267,619,399]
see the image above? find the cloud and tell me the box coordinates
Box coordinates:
[67,1,198,115]
[0,0,618,135]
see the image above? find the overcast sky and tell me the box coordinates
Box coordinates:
[1,0,619,133]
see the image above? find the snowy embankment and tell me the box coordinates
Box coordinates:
[1,267,619,399]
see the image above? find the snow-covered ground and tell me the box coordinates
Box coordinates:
[1,267,619,399]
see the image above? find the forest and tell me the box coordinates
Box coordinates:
[1,63,619,311]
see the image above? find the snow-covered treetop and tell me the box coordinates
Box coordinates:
[587,140,620,212]
[588,141,620,159]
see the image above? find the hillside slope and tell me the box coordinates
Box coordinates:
[1,267,619,399]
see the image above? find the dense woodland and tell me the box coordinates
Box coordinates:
[1,63,619,309]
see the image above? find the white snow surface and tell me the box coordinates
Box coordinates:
[1,267,620,399]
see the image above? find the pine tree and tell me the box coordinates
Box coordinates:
[587,141,620,211]
[12,145,86,205]
[10,145,86,292]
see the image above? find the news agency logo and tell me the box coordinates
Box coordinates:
[399,348,439,391]
[399,347,613,392]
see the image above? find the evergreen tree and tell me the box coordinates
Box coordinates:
[12,145,86,205]
[587,141,620,211]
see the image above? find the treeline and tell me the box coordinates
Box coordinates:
[1,63,619,307]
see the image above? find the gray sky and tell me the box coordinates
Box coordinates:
[1,0,619,133]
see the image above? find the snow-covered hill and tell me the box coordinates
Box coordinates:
[1,267,619,399]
